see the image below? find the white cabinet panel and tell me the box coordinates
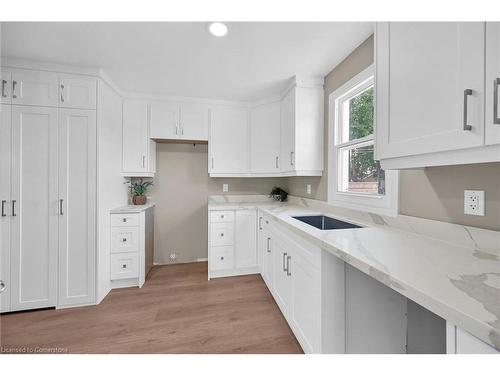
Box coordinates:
[149,101,179,140]
[180,103,208,141]
[486,22,500,145]
[10,105,58,311]
[1,69,12,104]
[209,210,234,223]
[209,107,248,173]
[447,322,499,354]
[376,22,485,159]
[209,246,234,271]
[111,252,139,280]
[11,69,59,107]
[210,222,234,247]
[250,102,281,173]
[280,89,295,172]
[234,210,257,269]
[59,75,97,110]
[111,226,140,253]
[273,238,292,315]
[262,230,274,291]
[0,104,11,312]
[58,109,96,306]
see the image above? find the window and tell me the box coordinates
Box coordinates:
[328,65,398,216]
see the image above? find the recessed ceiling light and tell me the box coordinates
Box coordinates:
[208,22,228,37]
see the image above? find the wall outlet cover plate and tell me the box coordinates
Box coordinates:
[464,190,485,216]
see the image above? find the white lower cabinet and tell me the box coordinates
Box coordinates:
[446,322,499,354]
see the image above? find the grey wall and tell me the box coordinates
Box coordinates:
[150,143,285,264]
[286,35,500,231]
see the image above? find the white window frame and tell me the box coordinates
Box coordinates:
[328,65,399,216]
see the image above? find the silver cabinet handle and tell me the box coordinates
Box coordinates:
[0,280,5,293]
[220,232,224,237]
[121,264,127,269]
[142,155,146,168]
[283,252,287,272]
[122,238,127,242]
[259,216,263,230]
[267,237,271,253]
[175,124,178,135]
[59,199,64,215]
[286,255,291,276]
[122,218,127,222]
[211,157,214,169]
[494,78,500,125]
[1,80,7,98]
[11,200,16,216]
[275,156,279,169]
[1,200,6,217]
[290,151,295,166]
[220,214,224,219]
[60,84,65,103]
[181,126,184,136]
[12,80,17,99]
[220,256,224,261]
[463,89,473,131]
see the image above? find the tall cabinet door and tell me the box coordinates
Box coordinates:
[179,103,209,141]
[486,22,500,145]
[234,210,257,269]
[59,75,97,110]
[376,22,485,159]
[0,105,12,312]
[11,105,58,311]
[250,102,281,173]
[149,101,179,140]
[58,109,96,306]
[122,100,149,173]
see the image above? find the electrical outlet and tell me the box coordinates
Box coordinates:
[222,183,229,193]
[306,184,311,195]
[169,253,177,262]
[464,190,485,216]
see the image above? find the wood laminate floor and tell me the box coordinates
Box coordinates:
[0,262,303,354]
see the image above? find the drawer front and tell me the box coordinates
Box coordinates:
[210,210,234,223]
[111,252,139,280]
[210,246,234,271]
[111,226,139,253]
[210,222,234,246]
[111,213,140,227]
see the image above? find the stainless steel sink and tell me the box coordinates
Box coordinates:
[292,215,361,230]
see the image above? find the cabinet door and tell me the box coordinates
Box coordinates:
[273,238,292,316]
[58,109,96,307]
[59,75,97,110]
[149,101,179,140]
[11,69,59,107]
[280,89,295,172]
[250,102,281,173]
[376,22,485,159]
[234,210,257,268]
[179,103,209,141]
[122,100,149,173]
[0,105,11,312]
[291,251,321,353]
[262,231,274,290]
[486,22,500,145]
[11,105,58,311]
[1,69,12,104]
[209,107,248,173]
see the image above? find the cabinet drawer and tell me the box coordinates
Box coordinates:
[111,213,140,227]
[111,227,139,253]
[210,222,234,246]
[111,252,139,280]
[210,246,234,271]
[210,210,234,223]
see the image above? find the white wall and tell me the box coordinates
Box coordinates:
[96,79,128,303]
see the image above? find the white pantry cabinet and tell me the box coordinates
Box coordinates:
[250,102,281,173]
[122,99,156,177]
[280,85,324,175]
[209,107,249,174]
[149,101,209,141]
[57,109,96,306]
[376,22,500,169]
[486,22,500,145]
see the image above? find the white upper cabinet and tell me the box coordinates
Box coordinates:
[486,22,500,145]
[149,101,209,141]
[11,69,59,107]
[209,107,249,174]
[1,69,12,104]
[250,101,281,173]
[149,101,179,139]
[122,99,156,176]
[59,75,97,109]
[376,22,500,169]
[281,85,324,176]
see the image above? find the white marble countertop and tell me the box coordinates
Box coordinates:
[110,202,155,213]
[208,196,500,350]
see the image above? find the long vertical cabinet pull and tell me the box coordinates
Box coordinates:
[290,151,294,166]
[1,80,7,98]
[275,156,279,169]
[463,89,473,131]
[60,84,65,103]
[286,255,291,276]
[494,78,500,125]
[59,199,64,215]
[12,81,17,99]
[259,217,263,230]
[211,157,214,170]
[11,200,16,216]
[266,237,271,253]
[0,280,5,293]
[1,200,6,217]
[282,252,287,271]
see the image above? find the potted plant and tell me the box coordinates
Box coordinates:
[270,186,288,202]
[126,178,153,205]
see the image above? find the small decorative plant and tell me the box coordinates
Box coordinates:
[270,186,288,202]
[125,178,153,205]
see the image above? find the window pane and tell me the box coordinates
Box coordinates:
[339,144,385,195]
[348,87,374,141]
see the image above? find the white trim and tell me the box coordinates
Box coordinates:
[328,64,399,217]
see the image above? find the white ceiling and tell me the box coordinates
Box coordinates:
[1,22,373,101]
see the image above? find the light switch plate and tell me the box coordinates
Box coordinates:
[464,190,485,216]
[222,183,229,193]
